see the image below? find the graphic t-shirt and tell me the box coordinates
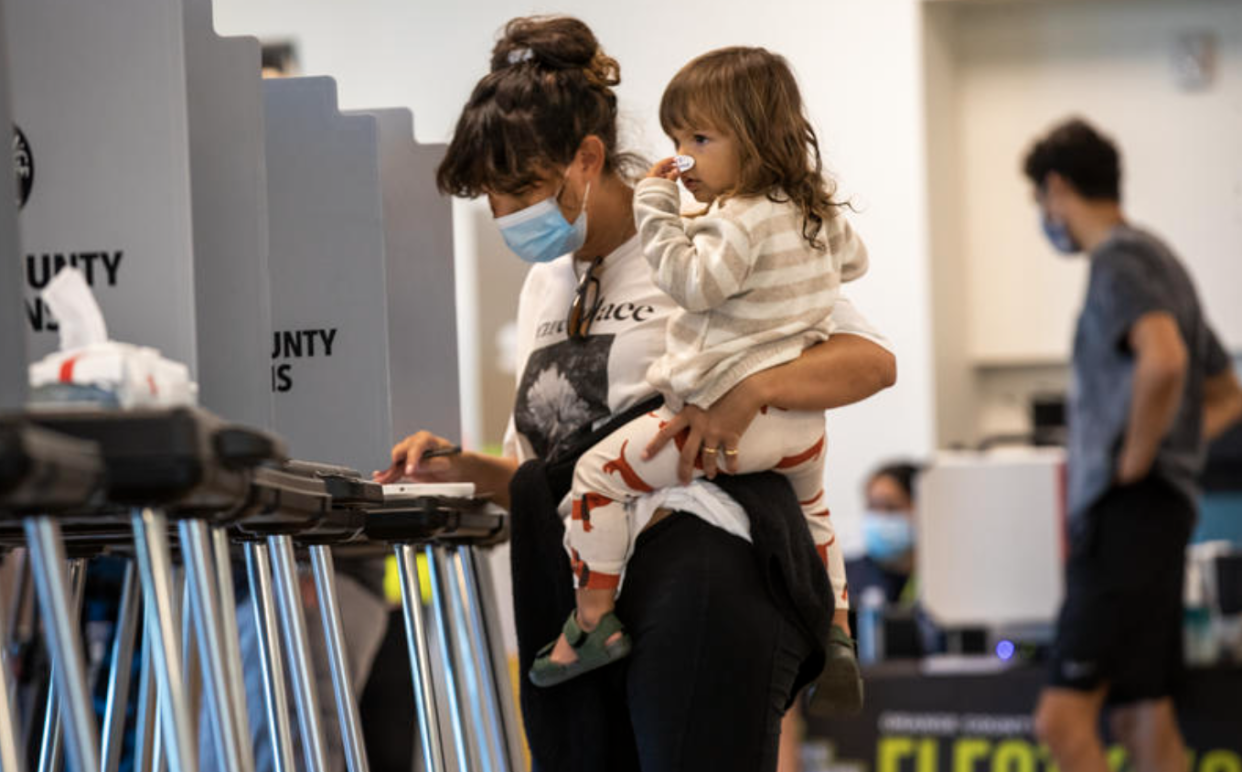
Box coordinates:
[503,234,890,543]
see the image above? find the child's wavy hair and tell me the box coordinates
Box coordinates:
[660,47,845,250]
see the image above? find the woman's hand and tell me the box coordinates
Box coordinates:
[646,157,679,181]
[644,377,767,483]
[372,431,464,484]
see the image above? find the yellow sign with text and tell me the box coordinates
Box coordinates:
[877,736,1241,772]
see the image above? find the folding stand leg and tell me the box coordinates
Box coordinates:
[131,507,199,772]
[439,547,494,772]
[395,543,447,772]
[180,520,255,772]
[212,527,251,757]
[4,548,30,651]
[466,548,525,771]
[453,546,517,772]
[179,569,199,741]
[24,519,98,772]
[0,559,25,772]
[308,545,370,772]
[32,559,86,772]
[245,542,297,772]
[266,534,329,772]
[426,545,471,772]
[34,663,62,772]
[101,560,141,772]
[134,621,159,772]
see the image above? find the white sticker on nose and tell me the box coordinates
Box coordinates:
[673,155,695,173]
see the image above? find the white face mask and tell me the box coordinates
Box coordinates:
[494,177,590,264]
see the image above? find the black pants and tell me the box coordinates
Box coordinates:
[1049,475,1195,703]
[616,512,813,772]
[518,510,812,772]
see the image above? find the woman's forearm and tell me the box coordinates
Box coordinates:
[748,334,897,412]
[459,452,520,510]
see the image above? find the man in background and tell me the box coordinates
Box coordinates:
[1023,118,1242,772]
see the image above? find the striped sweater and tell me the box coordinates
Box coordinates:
[635,177,868,408]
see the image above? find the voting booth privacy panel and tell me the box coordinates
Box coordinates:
[0,1,508,771]
[1,0,460,472]
[264,78,460,473]
[0,1,23,410]
[5,0,272,428]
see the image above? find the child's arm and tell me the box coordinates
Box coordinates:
[633,177,755,313]
[827,212,869,282]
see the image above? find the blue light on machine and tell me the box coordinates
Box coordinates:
[996,639,1016,661]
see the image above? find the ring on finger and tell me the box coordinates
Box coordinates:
[723,448,740,457]
[701,446,719,456]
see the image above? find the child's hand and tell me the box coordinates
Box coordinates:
[646,157,680,181]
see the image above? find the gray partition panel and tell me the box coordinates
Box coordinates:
[0,0,25,408]
[349,109,460,446]
[6,0,199,369]
[183,0,273,426]
[264,77,391,472]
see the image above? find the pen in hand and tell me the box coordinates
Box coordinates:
[420,445,462,460]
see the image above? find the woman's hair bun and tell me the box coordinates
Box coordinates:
[490,16,620,89]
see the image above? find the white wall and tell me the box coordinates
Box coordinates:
[211,0,939,555]
[928,0,1242,445]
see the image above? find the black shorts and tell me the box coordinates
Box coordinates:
[1048,475,1195,704]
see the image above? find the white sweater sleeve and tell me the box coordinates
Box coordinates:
[830,296,892,352]
[633,178,755,313]
[829,212,869,283]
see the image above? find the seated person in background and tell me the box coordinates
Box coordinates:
[847,462,922,605]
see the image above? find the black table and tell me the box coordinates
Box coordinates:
[805,660,1242,772]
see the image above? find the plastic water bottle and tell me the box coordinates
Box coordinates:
[858,586,886,665]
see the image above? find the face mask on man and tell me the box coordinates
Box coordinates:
[495,175,591,264]
[1041,212,1080,255]
[861,511,915,564]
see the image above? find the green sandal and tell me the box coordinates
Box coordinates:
[806,624,865,718]
[529,611,632,688]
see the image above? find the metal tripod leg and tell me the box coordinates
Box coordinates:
[245,542,297,772]
[308,545,370,772]
[134,620,158,772]
[425,545,470,772]
[25,519,98,772]
[464,549,524,770]
[32,559,86,772]
[451,547,515,772]
[131,507,198,772]
[101,560,140,772]
[4,548,30,652]
[0,556,26,772]
[212,527,250,759]
[267,534,329,772]
[395,544,446,772]
[180,520,255,772]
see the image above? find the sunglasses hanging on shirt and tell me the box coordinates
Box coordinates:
[567,256,604,340]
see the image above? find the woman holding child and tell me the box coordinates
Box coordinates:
[374,16,895,771]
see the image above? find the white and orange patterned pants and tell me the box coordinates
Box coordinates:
[567,404,847,609]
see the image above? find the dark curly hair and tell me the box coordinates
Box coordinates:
[1022,118,1121,202]
[436,16,642,197]
[658,46,846,250]
[868,462,923,503]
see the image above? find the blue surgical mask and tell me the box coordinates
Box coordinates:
[861,510,915,564]
[495,180,590,264]
[1041,212,1080,255]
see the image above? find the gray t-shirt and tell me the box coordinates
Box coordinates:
[1068,224,1231,521]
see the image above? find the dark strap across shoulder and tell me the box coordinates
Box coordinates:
[542,395,664,501]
